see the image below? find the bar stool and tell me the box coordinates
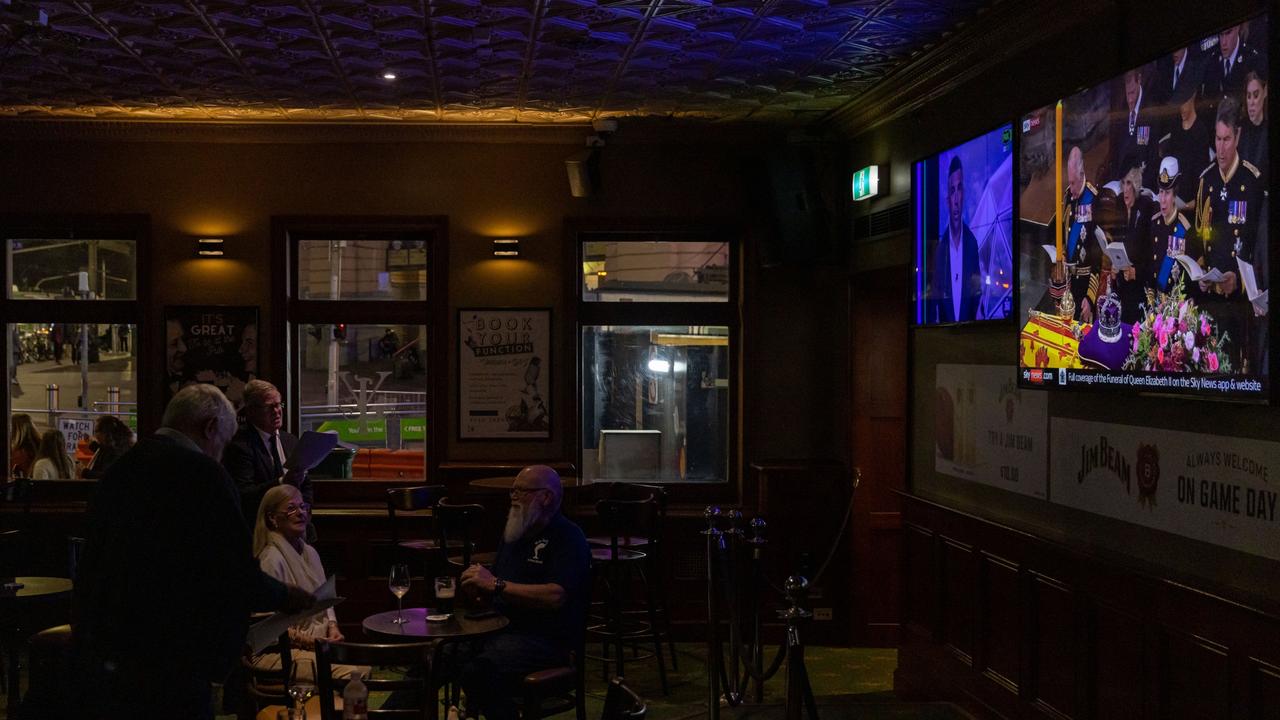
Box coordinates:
[584,484,677,673]
[587,494,668,695]
[386,485,449,585]
[434,499,496,570]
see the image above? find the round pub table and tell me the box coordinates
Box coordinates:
[362,607,508,641]
[363,608,509,720]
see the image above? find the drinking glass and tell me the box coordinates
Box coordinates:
[434,575,456,615]
[389,563,411,624]
[288,657,316,717]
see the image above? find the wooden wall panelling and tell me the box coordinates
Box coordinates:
[1247,658,1280,720]
[903,521,936,636]
[1029,572,1079,720]
[980,552,1021,697]
[1091,601,1146,720]
[1159,630,1230,720]
[899,494,1280,720]
[941,536,976,664]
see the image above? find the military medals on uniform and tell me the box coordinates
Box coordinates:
[1228,200,1247,224]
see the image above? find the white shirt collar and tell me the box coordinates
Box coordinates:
[1224,41,1241,71]
[254,424,278,446]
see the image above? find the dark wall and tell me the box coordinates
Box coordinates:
[0,126,848,483]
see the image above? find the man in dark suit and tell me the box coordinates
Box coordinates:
[928,154,982,323]
[223,379,313,536]
[73,384,313,719]
[1202,23,1260,109]
[1151,45,1197,107]
[1111,68,1159,191]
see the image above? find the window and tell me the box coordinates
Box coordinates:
[2,217,147,479]
[575,231,738,485]
[282,220,445,482]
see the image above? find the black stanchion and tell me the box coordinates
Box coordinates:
[704,505,816,720]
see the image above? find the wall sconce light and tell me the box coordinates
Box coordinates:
[492,238,521,257]
[195,237,226,257]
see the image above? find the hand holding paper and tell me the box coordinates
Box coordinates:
[283,431,339,474]
[1175,255,1224,283]
[247,575,344,655]
[1237,257,1269,316]
[1104,242,1132,271]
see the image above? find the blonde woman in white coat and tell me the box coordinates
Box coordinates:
[252,484,364,680]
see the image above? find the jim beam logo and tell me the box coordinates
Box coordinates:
[1077,436,1160,509]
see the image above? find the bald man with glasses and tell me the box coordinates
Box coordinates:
[446,465,590,720]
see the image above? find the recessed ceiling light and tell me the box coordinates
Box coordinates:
[382,71,398,81]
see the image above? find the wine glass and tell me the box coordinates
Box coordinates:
[288,656,316,717]
[389,563,411,624]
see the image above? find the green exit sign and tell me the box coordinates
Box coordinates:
[851,165,879,201]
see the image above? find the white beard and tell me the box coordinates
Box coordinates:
[504,503,538,544]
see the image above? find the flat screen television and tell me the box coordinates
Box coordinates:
[1017,13,1270,400]
[913,123,1016,325]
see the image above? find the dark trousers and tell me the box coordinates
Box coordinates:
[440,633,567,720]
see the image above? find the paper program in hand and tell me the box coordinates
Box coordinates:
[284,431,339,474]
[247,575,343,655]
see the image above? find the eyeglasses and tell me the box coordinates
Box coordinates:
[510,486,548,498]
[275,503,311,517]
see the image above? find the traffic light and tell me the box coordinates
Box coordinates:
[333,323,347,341]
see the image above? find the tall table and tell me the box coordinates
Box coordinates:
[363,607,509,720]
[1,576,73,710]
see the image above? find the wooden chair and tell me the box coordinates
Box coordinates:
[314,639,434,720]
[600,677,646,720]
[239,632,293,719]
[518,642,587,720]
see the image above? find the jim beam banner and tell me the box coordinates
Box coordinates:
[935,364,1048,498]
[1051,418,1280,562]
[459,308,551,440]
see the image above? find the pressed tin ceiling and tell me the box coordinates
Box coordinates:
[0,0,989,124]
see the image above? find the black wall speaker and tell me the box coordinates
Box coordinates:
[758,143,841,267]
[566,148,600,198]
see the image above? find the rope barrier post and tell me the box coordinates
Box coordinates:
[724,507,744,703]
[780,575,817,720]
[746,516,768,702]
[703,505,723,720]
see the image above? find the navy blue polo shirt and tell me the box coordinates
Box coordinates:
[492,512,590,650]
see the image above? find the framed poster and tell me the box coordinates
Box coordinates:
[164,306,259,407]
[458,308,551,440]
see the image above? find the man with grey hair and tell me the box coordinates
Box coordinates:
[223,378,312,534]
[73,384,314,719]
[450,465,590,720]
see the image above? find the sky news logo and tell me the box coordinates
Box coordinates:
[1022,115,1041,134]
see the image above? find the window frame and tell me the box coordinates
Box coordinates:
[567,219,742,506]
[274,216,449,486]
[0,214,152,477]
